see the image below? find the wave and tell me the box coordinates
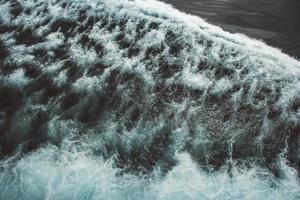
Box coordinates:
[1,142,299,200]
[0,0,299,199]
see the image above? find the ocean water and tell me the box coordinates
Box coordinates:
[162,0,300,59]
[0,0,299,199]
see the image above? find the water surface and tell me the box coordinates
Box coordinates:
[0,0,300,199]
[162,0,300,59]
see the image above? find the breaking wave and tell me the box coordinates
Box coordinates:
[0,0,299,199]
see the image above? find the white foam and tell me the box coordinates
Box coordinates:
[1,146,299,200]
[1,0,300,199]
[6,68,29,88]
[181,67,212,89]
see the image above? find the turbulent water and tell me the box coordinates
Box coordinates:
[0,0,300,199]
[162,0,300,59]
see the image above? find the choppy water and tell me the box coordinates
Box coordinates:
[0,0,299,199]
[162,0,300,59]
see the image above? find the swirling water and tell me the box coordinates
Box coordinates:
[0,0,299,199]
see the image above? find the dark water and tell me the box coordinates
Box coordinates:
[162,0,300,59]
